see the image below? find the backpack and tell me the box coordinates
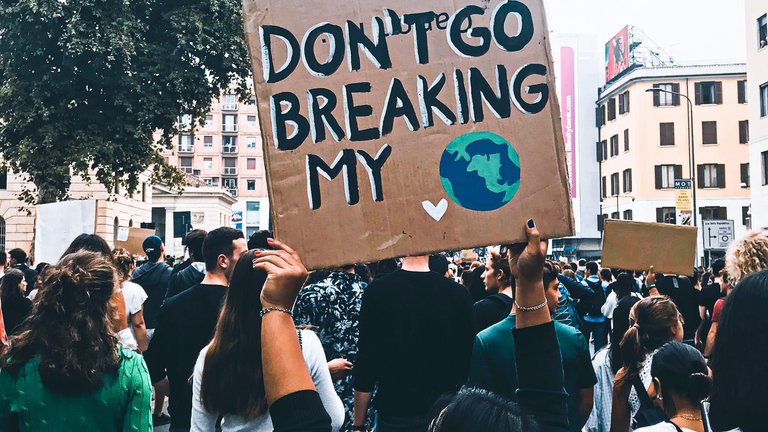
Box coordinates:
[586,278,607,318]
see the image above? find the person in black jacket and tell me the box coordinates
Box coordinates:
[166,229,207,299]
[7,249,36,295]
[132,236,172,334]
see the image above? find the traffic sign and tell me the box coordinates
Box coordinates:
[703,220,735,250]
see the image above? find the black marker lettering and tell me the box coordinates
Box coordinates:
[260,25,300,83]
[511,63,549,115]
[307,88,344,143]
[403,12,435,64]
[302,22,345,77]
[492,0,534,52]
[418,73,456,128]
[306,150,359,210]
[346,18,392,71]
[270,92,309,151]
[356,144,392,202]
[380,78,420,135]
[343,82,380,142]
[469,65,511,122]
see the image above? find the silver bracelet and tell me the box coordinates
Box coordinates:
[260,306,293,317]
[514,299,548,312]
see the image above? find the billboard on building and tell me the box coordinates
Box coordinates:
[605,26,630,82]
[560,46,577,198]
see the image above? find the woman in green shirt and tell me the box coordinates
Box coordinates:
[0,250,152,431]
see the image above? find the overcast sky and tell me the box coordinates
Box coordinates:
[544,0,747,65]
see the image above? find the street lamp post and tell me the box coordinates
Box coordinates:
[645,87,701,265]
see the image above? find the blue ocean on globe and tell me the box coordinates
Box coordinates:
[439,132,521,212]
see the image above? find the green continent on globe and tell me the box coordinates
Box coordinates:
[439,132,521,212]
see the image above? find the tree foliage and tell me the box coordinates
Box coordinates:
[0,0,252,203]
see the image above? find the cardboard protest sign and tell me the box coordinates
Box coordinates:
[602,220,697,276]
[243,0,574,268]
[115,228,157,256]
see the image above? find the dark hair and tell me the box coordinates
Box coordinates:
[355,264,372,284]
[599,268,613,282]
[651,341,711,414]
[610,295,641,374]
[489,251,513,287]
[709,271,768,432]
[0,250,7,265]
[543,261,560,289]
[8,248,27,264]
[585,261,599,275]
[34,262,49,276]
[428,387,539,431]
[185,229,207,262]
[0,268,26,306]
[701,271,712,287]
[429,254,450,276]
[617,296,680,388]
[200,250,269,418]
[615,273,635,299]
[369,259,399,279]
[711,259,726,277]
[569,262,579,272]
[61,234,112,260]
[1,251,120,394]
[247,229,273,250]
[202,227,245,272]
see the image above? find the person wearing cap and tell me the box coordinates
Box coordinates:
[634,341,712,432]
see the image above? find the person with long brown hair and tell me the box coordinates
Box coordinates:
[191,249,344,431]
[0,250,152,431]
[112,248,149,352]
[0,269,32,336]
[610,296,684,432]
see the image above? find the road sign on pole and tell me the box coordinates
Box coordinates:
[702,220,735,251]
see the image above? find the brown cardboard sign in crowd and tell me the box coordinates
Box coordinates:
[243,0,574,269]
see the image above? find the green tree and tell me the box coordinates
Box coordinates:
[0,0,252,204]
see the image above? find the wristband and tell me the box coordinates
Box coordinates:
[260,306,293,317]
[647,284,656,288]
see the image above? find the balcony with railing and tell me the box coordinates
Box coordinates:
[228,189,238,197]
[222,103,238,111]
[222,124,238,133]
[181,167,195,174]
[222,145,238,154]
[223,167,238,176]
[178,144,195,153]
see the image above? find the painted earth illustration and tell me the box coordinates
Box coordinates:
[439,132,521,212]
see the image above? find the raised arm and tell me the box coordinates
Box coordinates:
[254,238,331,432]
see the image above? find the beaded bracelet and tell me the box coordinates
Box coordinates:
[515,299,548,312]
[260,306,293,317]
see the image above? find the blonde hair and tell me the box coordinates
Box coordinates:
[111,247,135,282]
[725,229,768,285]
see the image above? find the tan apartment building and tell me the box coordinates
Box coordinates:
[0,170,151,257]
[162,93,270,240]
[597,64,750,263]
[746,0,768,229]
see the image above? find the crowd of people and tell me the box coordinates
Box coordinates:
[0,221,765,432]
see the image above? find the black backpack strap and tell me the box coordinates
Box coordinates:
[632,375,653,406]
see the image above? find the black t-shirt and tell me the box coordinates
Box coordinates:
[354,270,474,417]
[699,282,725,317]
[656,276,701,340]
[473,293,514,333]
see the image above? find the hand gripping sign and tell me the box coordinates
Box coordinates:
[243,0,574,269]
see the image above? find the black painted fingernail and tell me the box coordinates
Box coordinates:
[527,219,535,228]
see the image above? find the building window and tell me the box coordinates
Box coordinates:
[223,136,237,153]
[611,211,620,220]
[247,180,256,191]
[762,151,768,185]
[610,173,619,196]
[247,115,258,127]
[623,209,633,221]
[222,178,238,189]
[695,81,723,105]
[655,164,681,189]
[223,94,238,110]
[601,176,607,198]
[759,14,767,48]
[698,164,725,189]
[0,170,7,190]
[623,129,630,152]
[180,157,194,174]
[741,163,750,188]
[223,157,237,175]
[700,206,728,221]
[246,201,261,226]
[601,140,608,161]
[738,80,748,104]
[141,183,146,202]
[205,114,213,127]
[596,105,606,127]
[739,120,750,144]
[743,206,751,229]
[607,97,616,121]
[610,135,619,157]
[247,158,257,170]
[660,123,675,146]
[203,158,213,170]
[203,136,213,148]
[222,114,238,132]
[178,135,194,152]
[761,83,768,117]
[652,83,680,106]
[702,121,718,145]
[623,169,633,193]
[246,136,258,149]
[656,207,677,224]
[0,217,5,251]
[618,91,630,114]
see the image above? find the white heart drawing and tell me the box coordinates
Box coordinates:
[422,199,448,222]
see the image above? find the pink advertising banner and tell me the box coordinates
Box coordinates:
[560,46,576,198]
